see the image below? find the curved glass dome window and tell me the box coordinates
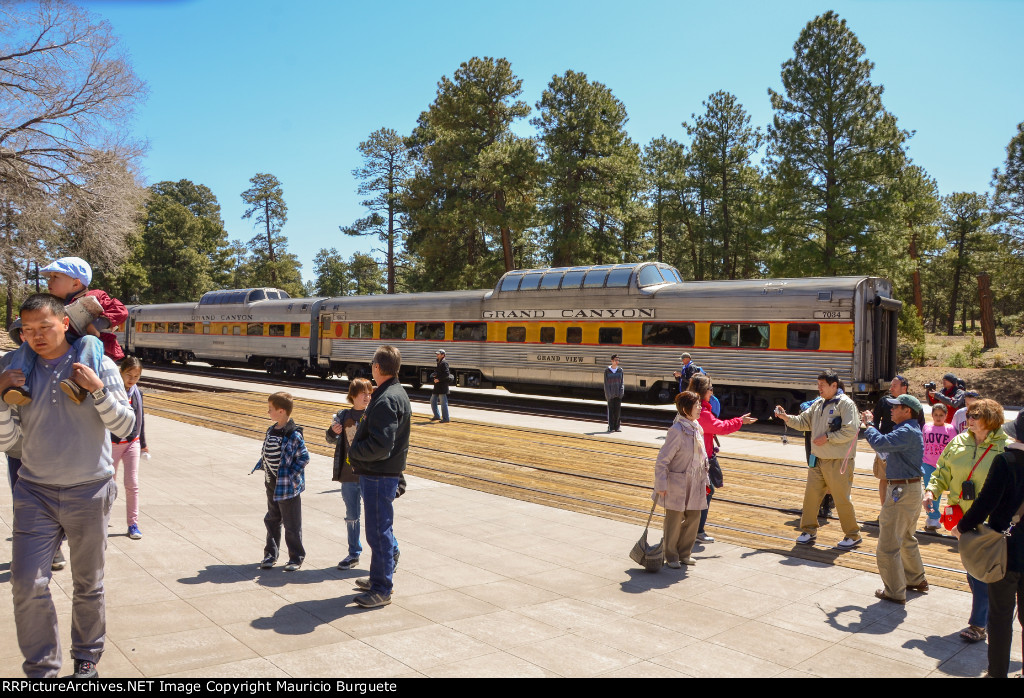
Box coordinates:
[560,268,587,289]
[660,266,683,284]
[247,289,266,302]
[539,272,563,290]
[637,265,666,287]
[519,273,543,291]
[500,273,524,292]
[583,266,614,288]
[605,266,634,288]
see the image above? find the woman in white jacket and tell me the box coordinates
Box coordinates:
[654,391,710,568]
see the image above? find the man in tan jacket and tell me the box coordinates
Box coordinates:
[776,369,862,549]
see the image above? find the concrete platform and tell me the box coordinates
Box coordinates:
[2,413,1021,678]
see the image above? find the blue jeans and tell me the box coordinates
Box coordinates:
[968,573,989,628]
[920,464,940,518]
[6,335,104,385]
[430,393,449,421]
[360,475,400,595]
[341,481,362,557]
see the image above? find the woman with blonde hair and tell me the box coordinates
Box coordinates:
[925,398,1008,643]
[654,391,710,568]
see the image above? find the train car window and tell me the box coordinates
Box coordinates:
[167,322,180,334]
[710,323,738,347]
[561,270,586,289]
[540,273,562,290]
[499,274,523,292]
[248,289,266,302]
[268,324,285,337]
[141,323,151,332]
[739,324,770,348]
[415,322,445,340]
[181,322,195,334]
[566,327,583,344]
[380,322,407,340]
[583,269,609,288]
[539,327,555,343]
[453,322,486,341]
[787,323,820,350]
[349,322,373,338]
[506,326,526,342]
[232,291,246,303]
[232,325,241,335]
[642,323,695,346]
[154,323,166,333]
[605,267,633,288]
[221,326,228,335]
[637,265,666,287]
[202,323,210,334]
[661,267,683,283]
[598,327,623,344]
[247,323,263,336]
[519,273,542,291]
[290,323,301,337]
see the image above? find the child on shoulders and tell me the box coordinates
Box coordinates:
[3,257,127,406]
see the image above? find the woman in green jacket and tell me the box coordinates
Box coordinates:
[924,398,1008,643]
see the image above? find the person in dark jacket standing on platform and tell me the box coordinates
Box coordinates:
[861,394,928,604]
[604,355,624,432]
[953,412,1024,678]
[430,349,451,423]
[348,345,411,608]
[673,353,701,394]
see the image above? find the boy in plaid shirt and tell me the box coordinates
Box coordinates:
[252,392,309,571]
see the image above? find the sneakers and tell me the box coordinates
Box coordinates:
[696,532,715,543]
[836,537,862,550]
[353,592,391,608]
[924,518,941,531]
[73,659,98,679]
[60,379,88,404]
[393,549,400,572]
[284,561,302,572]
[795,532,816,545]
[2,386,32,406]
[337,555,360,570]
[681,558,697,566]
[259,555,276,569]
[127,524,142,540]
[51,548,66,571]
[354,577,371,591]
[665,560,681,569]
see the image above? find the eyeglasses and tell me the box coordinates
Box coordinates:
[967,413,980,420]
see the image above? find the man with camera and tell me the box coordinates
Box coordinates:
[860,394,928,604]
[926,373,965,425]
[775,369,862,549]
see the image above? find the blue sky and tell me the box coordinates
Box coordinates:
[88,0,1024,284]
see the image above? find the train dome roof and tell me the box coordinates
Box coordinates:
[494,262,682,293]
[199,288,291,305]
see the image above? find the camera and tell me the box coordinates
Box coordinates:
[923,381,936,391]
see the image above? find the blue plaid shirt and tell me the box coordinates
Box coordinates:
[254,422,309,501]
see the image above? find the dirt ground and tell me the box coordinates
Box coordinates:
[902,333,1024,408]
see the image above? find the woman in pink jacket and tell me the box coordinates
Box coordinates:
[687,374,757,542]
[654,391,711,568]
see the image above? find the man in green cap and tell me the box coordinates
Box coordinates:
[861,393,928,604]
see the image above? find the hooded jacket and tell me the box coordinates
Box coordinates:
[926,427,1008,513]
[254,419,309,501]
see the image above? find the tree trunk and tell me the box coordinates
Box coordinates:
[978,273,997,349]
[908,233,923,318]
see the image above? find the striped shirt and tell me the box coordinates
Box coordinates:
[0,350,135,486]
[262,430,284,481]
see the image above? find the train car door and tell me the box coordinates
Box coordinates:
[310,300,334,372]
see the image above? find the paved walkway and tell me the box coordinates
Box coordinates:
[1,411,1021,677]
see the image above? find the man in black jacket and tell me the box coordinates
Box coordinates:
[348,345,411,608]
[430,349,451,422]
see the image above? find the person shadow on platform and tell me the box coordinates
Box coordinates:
[177,562,360,589]
[620,567,684,593]
[250,595,376,635]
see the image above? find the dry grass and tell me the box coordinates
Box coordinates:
[900,332,1024,408]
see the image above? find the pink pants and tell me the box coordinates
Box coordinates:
[111,440,140,527]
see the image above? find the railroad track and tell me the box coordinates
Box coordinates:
[140,380,970,592]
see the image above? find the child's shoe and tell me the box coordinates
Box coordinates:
[64,295,104,336]
[260,555,276,569]
[127,524,142,540]
[2,386,32,406]
[60,379,88,404]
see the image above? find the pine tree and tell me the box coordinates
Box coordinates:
[241,173,300,291]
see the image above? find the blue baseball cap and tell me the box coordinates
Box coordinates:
[40,257,92,286]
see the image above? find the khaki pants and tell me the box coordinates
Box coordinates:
[876,479,926,601]
[663,509,701,563]
[800,457,860,539]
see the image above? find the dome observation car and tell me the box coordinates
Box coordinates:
[494,263,682,292]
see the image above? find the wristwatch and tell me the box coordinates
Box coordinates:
[90,387,107,401]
